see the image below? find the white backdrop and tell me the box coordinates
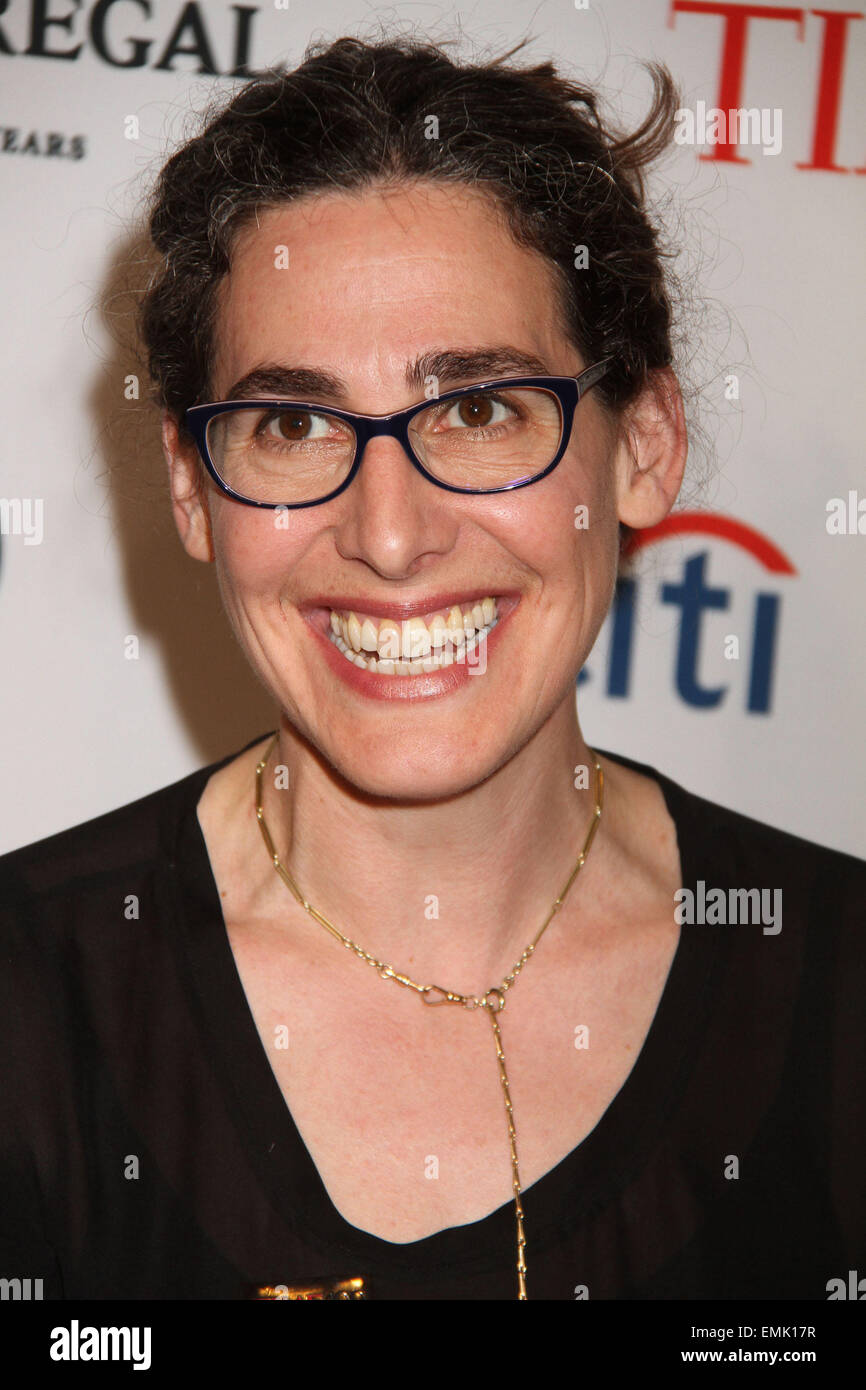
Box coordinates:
[1,0,863,856]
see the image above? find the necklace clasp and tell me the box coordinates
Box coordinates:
[422,984,463,1006]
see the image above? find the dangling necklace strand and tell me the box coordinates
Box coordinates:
[254,732,604,1300]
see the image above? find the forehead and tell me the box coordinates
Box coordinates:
[211,181,570,402]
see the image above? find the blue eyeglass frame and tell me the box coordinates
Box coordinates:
[184,357,614,509]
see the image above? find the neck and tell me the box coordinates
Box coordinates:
[253,700,604,994]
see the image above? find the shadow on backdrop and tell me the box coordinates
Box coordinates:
[90,230,275,766]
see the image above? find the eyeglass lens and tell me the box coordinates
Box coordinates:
[205,385,564,504]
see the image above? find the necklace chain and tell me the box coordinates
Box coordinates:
[254,731,604,1300]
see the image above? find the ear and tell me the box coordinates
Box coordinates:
[613,368,687,528]
[162,411,214,563]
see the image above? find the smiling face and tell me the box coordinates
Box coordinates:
[166,180,678,800]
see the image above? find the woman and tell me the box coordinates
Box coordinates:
[1,35,863,1303]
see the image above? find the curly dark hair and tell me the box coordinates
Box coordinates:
[137,33,690,554]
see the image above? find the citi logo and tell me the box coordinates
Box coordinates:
[579,513,796,713]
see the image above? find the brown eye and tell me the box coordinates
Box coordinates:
[274,411,314,440]
[456,395,495,427]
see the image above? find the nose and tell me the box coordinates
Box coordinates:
[331,432,457,578]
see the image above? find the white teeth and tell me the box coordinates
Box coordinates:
[327,612,499,675]
[405,617,432,659]
[375,619,400,659]
[329,597,500,660]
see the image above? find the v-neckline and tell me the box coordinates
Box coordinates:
[171,733,720,1274]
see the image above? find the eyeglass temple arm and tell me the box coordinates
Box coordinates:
[577,358,614,396]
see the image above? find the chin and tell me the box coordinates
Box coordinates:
[327,736,501,804]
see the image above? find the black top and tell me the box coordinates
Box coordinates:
[0,732,863,1301]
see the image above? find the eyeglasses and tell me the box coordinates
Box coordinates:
[184,359,613,509]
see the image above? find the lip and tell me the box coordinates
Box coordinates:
[300,589,521,626]
[297,592,521,702]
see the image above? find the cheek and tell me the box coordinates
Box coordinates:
[210,511,303,604]
[527,473,619,643]
[529,463,617,575]
[560,444,621,576]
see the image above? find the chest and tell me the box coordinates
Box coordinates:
[224,914,680,1243]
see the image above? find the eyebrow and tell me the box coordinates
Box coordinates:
[223,346,553,405]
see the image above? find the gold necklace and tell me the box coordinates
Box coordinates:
[254,731,604,1300]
